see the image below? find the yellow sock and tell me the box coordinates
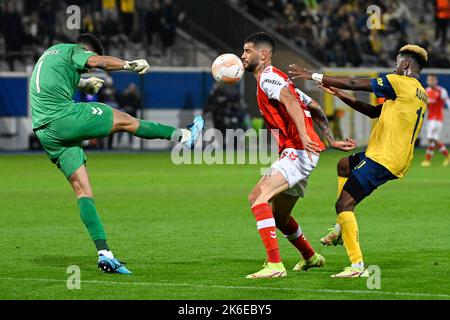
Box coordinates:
[337,211,363,264]
[337,176,348,198]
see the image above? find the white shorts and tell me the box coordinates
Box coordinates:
[426,120,443,140]
[267,148,319,198]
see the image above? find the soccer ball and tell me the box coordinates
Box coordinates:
[211,53,244,85]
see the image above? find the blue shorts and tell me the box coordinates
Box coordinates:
[344,152,397,202]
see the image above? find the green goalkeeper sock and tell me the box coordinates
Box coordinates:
[78,197,109,251]
[134,120,179,140]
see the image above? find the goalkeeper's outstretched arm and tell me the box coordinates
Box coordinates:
[86,55,126,71]
[77,56,150,94]
[86,56,150,74]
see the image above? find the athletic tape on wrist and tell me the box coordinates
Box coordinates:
[312,73,324,83]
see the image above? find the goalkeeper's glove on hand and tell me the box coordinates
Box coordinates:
[124,59,150,74]
[78,77,104,95]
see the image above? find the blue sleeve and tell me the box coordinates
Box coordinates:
[370,75,397,99]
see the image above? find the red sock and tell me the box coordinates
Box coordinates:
[251,203,281,263]
[425,145,435,161]
[277,217,315,260]
[437,142,449,157]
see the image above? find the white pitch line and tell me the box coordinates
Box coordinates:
[1,277,449,298]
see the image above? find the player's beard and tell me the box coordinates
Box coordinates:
[244,59,258,72]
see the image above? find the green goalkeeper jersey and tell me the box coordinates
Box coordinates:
[30,43,97,129]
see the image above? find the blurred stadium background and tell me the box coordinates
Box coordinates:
[1,0,449,152]
[1,0,450,301]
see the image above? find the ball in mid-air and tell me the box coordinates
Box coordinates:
[211,53,244,85]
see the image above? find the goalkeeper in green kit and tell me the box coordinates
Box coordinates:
[30,33,204,274]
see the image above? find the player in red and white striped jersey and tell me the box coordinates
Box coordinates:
[422,74,450,167]
[241,32,356,279]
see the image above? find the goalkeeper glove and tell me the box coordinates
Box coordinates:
[124,59,151,74]
[78,77,104,95]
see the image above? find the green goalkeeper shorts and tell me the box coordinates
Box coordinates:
[35,102,114,180]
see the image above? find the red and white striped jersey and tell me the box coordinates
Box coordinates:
[426,85,450,121]
[256,65,325,153]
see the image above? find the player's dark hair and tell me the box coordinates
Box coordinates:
[399,50,427,71]
[76,33,104,56]
[245,32,275,54]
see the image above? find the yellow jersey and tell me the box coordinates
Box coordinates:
[366,74,428,177]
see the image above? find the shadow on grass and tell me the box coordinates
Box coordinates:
[31,255,92,269]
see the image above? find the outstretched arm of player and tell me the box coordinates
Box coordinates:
[86,55,150,74]
[288,64,372,92]
[307,99,356,151]
[319,85,382,119]
[279,87,321,157]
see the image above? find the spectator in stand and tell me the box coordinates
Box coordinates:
[23,0,40,15]
[145,0,163,51]
[0,5,2,41]
[82,11,96,34]
[135,0,150,43]
[435,0,450,47]
[388,0,412,37]
[281,3,299,39]
[23,12,47,63]
[100,10,120,52]
[338,25,362,67]
[245,0,435,68]
[417,32,450,67]
[119,0,135,41]
[102,0,117,15]
[120,83,141,119]
[25,13,45,46]
[38,0,56,46]
[2,1,24,71]
[160,0,179,54]
[1,0,449,69]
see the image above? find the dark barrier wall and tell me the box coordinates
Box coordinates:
[109,71,213,109]
[0,77,28,116]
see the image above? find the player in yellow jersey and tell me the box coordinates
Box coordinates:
[289,45,428,278]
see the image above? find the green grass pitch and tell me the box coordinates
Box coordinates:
[0,149,449,300]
